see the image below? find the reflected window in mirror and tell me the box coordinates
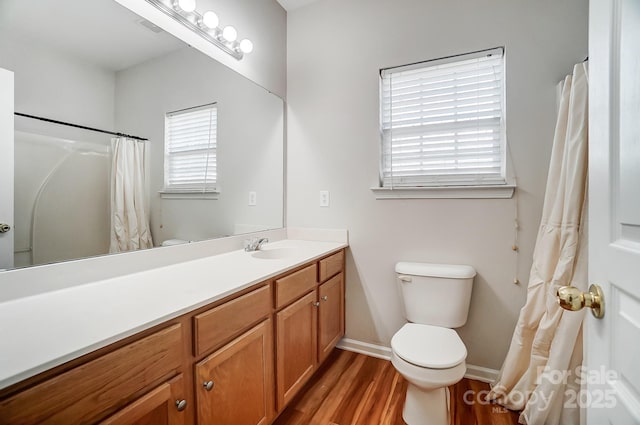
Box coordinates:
[163,103,218,197]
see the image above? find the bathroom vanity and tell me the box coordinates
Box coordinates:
[0,239,346,425]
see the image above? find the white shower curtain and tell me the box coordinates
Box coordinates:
[487,62,589,425]
[109,137,153,253]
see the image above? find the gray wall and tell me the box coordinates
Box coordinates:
[286,0,589,369]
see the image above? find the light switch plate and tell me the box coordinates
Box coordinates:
[249,191,257,206]
[319,190,330,207]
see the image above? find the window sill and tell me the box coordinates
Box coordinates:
[159,191,220,200]
[370,185,516,199]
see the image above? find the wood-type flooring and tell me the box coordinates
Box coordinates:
[274,349,520,425]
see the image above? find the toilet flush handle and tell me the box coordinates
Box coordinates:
[397,275,412,282]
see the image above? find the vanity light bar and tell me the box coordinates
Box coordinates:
[144,0,253,60]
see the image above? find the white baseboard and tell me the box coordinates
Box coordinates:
[336,338,392,360]
[336,338,499,384]
[464,364,499,384]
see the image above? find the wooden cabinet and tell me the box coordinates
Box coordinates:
[195,320,274,425]
[318,273,344,363]
[275,291,318,410]
[273,250,346,413]
[0,248,346,425]
[99,374,187,425]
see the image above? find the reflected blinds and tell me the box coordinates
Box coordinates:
[380,47,506,187]
[164,104,217,192]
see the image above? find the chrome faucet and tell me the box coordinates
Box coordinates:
[244,237,269,252]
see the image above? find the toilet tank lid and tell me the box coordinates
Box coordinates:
[395,262,476,279]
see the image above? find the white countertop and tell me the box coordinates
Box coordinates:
[0,239,347,390]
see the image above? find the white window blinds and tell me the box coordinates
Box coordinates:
[164,104,217,192]
[380,47,506,188]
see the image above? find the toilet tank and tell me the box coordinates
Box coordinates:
[396,262,476,328]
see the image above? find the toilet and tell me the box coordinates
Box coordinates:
[391,262,476,425]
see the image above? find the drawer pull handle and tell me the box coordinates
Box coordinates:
[203,381,214,391]
[321,296,328,301]
[313,301,320,307]
[175,399,187,411]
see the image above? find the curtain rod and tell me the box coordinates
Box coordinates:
[380,46,505,75]
[14,112,149,141]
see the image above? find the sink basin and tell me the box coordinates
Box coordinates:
[251,248,296,260]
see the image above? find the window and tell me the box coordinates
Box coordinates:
[379,47,506,189]
[163,103,217,195]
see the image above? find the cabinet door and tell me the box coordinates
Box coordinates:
[195,320,274,425]
[99,374,187,425]
[318,273,345,363]
[275,290,318,411]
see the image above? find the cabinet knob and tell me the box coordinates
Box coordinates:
[321,295,328,301]
[175,399,187,411]
[203,380,214,391]
[313,301,320,307]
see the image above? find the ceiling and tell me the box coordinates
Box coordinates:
[0,0,185,71]
[275,0,321,12]
[0,0,320,72]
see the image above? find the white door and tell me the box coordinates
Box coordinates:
[0,68,14,270]
[588,0,640,423]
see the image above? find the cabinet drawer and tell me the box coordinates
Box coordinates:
[275,264,317,309]
[319,250,344,282]
[0,324,183,424]
[194,285,271,356]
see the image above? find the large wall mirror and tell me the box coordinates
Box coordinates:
[0,0,284,269]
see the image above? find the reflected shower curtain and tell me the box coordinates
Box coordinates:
[109,137,153,253]
[487,62,589,425]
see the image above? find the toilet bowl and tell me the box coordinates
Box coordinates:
[391,262,475,425]
[391,323,467,425]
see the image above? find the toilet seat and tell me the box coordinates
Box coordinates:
[391,351,466,390]
[391,323,467,369]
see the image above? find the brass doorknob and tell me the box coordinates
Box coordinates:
[556,284,604,319]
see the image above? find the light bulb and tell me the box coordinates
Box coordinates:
[202,11,219,29]
[239,39,254,54]
[176,0,196,13]
[222,26,237,42]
